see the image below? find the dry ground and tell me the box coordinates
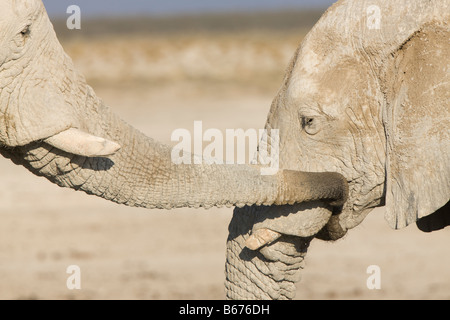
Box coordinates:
[0,21,448,300]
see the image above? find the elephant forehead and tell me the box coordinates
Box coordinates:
[286,74,319,101]
[12,0,41,15]
[285,76,350,119]
[287,20,365,107]
[0,2,14,26]
[288,63,371,119]
[287,49,323,99]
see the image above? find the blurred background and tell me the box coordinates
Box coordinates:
[0,0,448,300]
[43,0,335,17]
[44,0,331,89]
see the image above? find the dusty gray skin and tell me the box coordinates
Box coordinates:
[225,0,449,299]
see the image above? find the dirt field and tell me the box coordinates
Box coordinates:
[0,14,449,300]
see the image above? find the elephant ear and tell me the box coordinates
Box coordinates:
[383,22,450,229]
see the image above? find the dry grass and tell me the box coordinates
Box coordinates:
[62,31,306,91]
[53,11,317,89]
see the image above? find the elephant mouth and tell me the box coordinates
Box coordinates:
[245,167,350,249]
[246,199,346,250]
[246,168,349,250]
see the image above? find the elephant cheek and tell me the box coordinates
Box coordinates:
[0,82,78,147]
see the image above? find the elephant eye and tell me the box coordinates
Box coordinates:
[301,116,320,135]
[20,25,31,36]
[13,24,31,48]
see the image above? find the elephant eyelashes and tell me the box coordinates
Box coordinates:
[301,116,320,135]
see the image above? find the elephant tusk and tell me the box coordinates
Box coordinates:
[245,228,282,250]
[44,128,121,157]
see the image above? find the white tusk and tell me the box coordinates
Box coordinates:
[44,128,121,157]
[245,228,282,251]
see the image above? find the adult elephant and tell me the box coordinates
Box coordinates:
[225,0,449,299]
[0,0,348,297]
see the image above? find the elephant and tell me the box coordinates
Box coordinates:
[224,0,449,299]
[0,0,349,299]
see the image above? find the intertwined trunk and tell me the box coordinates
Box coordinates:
[225,206,312,300]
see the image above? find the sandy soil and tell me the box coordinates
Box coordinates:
[0,31,448,300]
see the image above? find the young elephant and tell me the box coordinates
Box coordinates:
[225,0,449,299]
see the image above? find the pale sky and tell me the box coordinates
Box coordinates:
[42,0,336,17]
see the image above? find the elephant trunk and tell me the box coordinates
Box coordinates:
[0,84,348,210]
[225,206,312,300]
[1,102,272,209]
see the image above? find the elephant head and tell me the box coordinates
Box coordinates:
[225,0,449,299]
